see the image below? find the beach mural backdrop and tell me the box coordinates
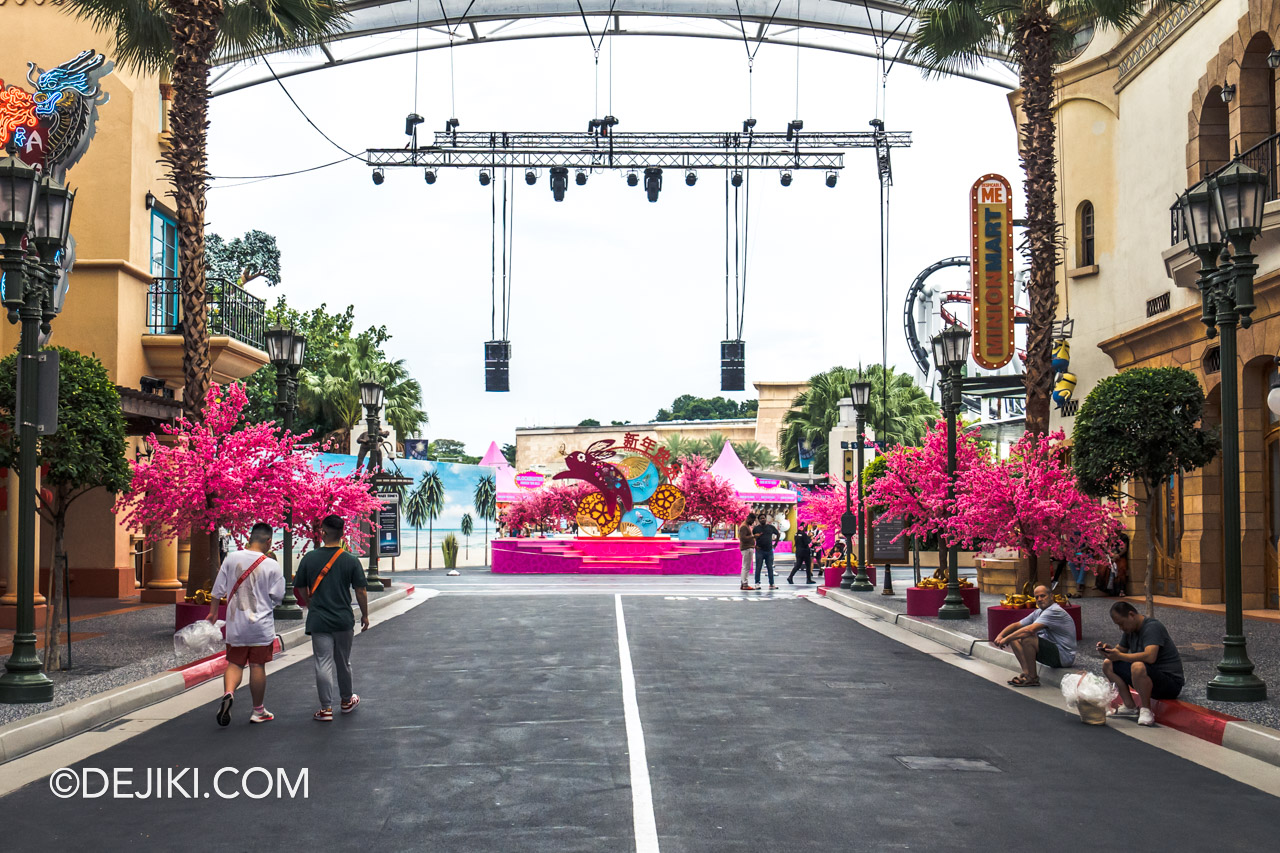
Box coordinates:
[316,454,499,562]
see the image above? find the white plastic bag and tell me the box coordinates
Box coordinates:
[174,619,225,659]
[1061,671,1119,725]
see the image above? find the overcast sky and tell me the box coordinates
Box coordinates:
[206,35,1023,456]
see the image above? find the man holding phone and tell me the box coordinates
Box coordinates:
[1098,600,1184,726]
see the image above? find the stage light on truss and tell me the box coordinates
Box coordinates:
[626,170,639,187]
[575,169,588,186]
[780,170,792,187]
[372,168,385,185]
[685,170,697,186]
[731,171,743,188]
[644,167,663,202]
[525,168,537,185]
[550,166,569,202]
[825,171,838,188]
[424,169,437,184]
[479,169,491,186]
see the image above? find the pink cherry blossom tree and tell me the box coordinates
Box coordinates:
[287,459,384,553]
[796,476,860,551]
[951,430,1125,588]
[673,454,748,530]
[866,422,991,575]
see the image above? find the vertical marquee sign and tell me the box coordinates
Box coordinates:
[970,174,1015,370]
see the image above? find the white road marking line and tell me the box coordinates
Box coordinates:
[615,594,660,853]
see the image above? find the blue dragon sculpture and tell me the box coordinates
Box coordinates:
[0,50,114,179]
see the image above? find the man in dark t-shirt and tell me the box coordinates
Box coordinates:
[294,514,370,722]
[752,518,780,589]
[788,526,814,584]
[1099,600,1185,727]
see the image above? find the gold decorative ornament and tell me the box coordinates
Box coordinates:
[647,484,686,520]
[576,492,622,536]
[616,455,652,479]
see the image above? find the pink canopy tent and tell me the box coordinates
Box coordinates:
[480,441,523,503]
[709,443,797,505]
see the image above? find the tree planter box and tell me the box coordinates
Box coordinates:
[820,565,875,587]
[987,604,1082,642]
[905,586,980,616]
[175,602,227,635]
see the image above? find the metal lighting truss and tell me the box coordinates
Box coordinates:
[365,128,912,172]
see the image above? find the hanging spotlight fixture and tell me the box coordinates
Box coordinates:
[424,169,437,184]
[644,167,663,202]
[626,170,639,187]
[575,169,588,186]
[685,170,697,186]
[825,171,838,188]
[372,168,385,185]
[731,171,743,188]
[485,340,512,392]
[525,168,537,185]
[479,169,491,186]
[721,340,746,391]
[780,170,793,187]
[549,166,569,201]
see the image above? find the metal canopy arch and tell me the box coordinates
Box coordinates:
[208,0,1018,96]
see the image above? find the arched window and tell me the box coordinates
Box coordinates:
[1077,201,1095,267]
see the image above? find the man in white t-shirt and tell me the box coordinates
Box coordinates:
[992,584,1077,687]
[206,523,285,725]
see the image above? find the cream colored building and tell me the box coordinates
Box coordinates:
[516,380,809,473]
[0,6,268,622]
[1048,0,1280,609]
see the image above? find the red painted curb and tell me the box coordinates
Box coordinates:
[1150,696,1242,745]
[172,636,285,689]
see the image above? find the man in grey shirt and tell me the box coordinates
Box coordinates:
[992,585,1077,687]
[1099,599,1184,727]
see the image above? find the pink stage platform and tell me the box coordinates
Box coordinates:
[492,536,742,575]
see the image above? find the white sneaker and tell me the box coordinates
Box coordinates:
[1112,706,1139,719]
[1137,708,1156,727]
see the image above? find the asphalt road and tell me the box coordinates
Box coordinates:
[2,583,1278,852]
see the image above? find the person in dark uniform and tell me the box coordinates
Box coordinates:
[788,524,815,584]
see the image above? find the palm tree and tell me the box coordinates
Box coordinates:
[297,337,427,448]
[64,0,348,421]
[908,0,1153,435]
[460,512,474,560]
[779,365,939,474]
[403,483,429,570]
[413,469,446,570]
[660,434,698,461]
[473,474,497,565]
[734,440,777,470]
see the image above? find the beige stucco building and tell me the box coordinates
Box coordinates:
[516,380,809,473]
[0,6,268,624]
[1049,0,1280,609]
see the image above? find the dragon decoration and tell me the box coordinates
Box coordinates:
[554,439,687,537]
[0,50,114,181]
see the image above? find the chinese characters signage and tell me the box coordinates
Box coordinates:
[970,174,1014,370]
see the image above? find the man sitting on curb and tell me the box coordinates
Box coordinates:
[1099,600,1184,727]
[991,584,1077,687]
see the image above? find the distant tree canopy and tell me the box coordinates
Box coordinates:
[429,438,480,465]
[655,395,758,422]
[501,443,517,466]
[205,229,282,289]
[578,418,601,427]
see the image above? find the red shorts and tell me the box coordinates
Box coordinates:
[225,644,273,666]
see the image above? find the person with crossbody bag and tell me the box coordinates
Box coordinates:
[207,523,286,726]
[293,514,371,721]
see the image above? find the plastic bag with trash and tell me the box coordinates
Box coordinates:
[174,619,225,660]
[1060,671,1119,725]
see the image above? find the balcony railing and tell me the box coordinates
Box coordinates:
[146,277,266,350]
[1170,130,1280,245]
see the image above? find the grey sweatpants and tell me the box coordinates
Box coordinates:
[312,629,354,709]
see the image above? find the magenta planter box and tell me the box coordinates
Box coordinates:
[820,565,876,587]
[905,586,980,616]
[175,602,227,636]
[987,604,1082,642]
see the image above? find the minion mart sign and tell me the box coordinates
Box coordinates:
[970,174,1014,370]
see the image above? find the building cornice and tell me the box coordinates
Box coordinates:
[74,258,153,283]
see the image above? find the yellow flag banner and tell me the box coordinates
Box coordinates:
[970,174,1014,370]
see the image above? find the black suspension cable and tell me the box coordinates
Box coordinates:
[725,168,731,340]
[491,162,497,340]
[262,57,360,158]
[501,167,509,340]
[505,168,516,338]
[738,167,752,339]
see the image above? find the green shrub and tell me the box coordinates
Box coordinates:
[442,533,459,569]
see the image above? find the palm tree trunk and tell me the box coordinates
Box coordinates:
[428,517,434,570]
[414,526,420,569]
[1014,10,1059,437]
[165,0,224,423]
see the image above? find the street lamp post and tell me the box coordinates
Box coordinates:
[1179,164,1268,701]
[359,381,389,591]
[0,144,74,702]
[933,325,972,620]
[265,325,306,621]
[849,381,874,591]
